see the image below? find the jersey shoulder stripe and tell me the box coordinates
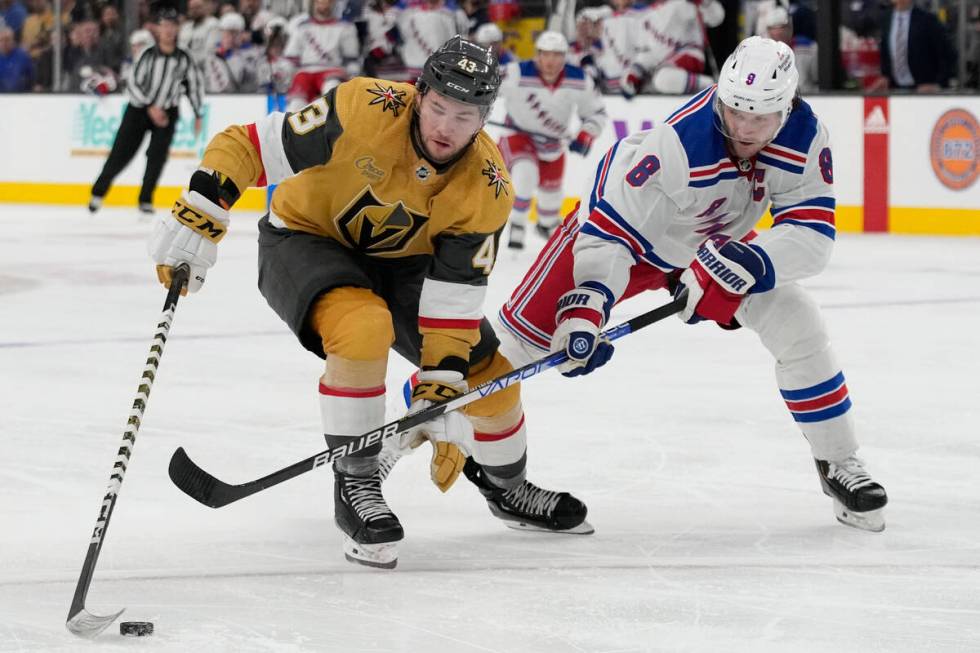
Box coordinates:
[768,100,819,157]
[588,139,624,211]
[561,64,586,81]
[667,89,728,171]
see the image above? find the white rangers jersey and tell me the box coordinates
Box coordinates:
[630,0,723,74]
[205,45,263,93]
[597,9,635,90]
[179,16,220,67]
[573,86,837,301]
[394,1,468,70]
[283,17,361,74]
[498,60,609,161]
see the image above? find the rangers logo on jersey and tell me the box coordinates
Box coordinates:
[481,160,510,199]
[366,82,408,116]
[335,186,429,253]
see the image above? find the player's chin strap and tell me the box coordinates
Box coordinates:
[168,295,687,509]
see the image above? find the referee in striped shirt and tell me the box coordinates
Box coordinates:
[89,7,205,215]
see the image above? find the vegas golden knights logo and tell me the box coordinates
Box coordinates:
[335,186,429,254]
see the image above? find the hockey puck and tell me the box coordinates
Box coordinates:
[120,621,154,637]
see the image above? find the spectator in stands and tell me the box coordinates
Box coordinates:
[1,0,28,39]
[238,0,273,44]
[62,13,114,91]
[98,3,126,72]
[874,0,955,92]
[764,6,817,93]
[20,0,53,56]
[179,0,220,67]
[966,4,979,88]
[0,24,33,90]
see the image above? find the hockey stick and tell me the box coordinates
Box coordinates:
[66,265,190,639]
[486,120,571,142]
[168,295,686,509]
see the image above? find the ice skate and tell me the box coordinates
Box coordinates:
[534,221,557,239]
[815,456,888,532]
[334,466,404,568]
[507,222,525,250]
[463,458,593,534]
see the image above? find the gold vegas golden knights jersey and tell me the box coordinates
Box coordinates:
[199,77,514,370]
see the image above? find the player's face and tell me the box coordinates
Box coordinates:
[534,50,565,83]
[721,105,782,159]
[417,91,484,162]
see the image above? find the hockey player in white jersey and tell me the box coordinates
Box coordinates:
[204,13,262,93]
[394,0,469,79]
[284,0,361,110]
[496,31,608,250]
[596,0,635,94]
[622,0,724,97]
[498,36,889,532]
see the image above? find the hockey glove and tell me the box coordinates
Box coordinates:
[674,236,774,325]
[569,130,595,157]
[550,285,614,377]
[404,370,473,492]
[148,190,229,295]
[621,65,645,100]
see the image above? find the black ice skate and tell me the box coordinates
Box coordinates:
[463,458,594,534]
[534,221,557,239]
[507,222,525,250]
[815,456,888,532]
[334,466,404,569]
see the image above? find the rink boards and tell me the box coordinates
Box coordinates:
[0,92,977,234]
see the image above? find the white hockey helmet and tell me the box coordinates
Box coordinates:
[219,12,246,32]
[534,30,569,54]
[129,28,155,49]
[716,36,799,129]
[474,22,503,46]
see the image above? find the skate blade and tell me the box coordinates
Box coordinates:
[833,501,885,532]
[502,518,595,535]
[342,537,398,569]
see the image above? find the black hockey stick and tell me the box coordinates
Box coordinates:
[168,295,686,509]
[66,265,190,639]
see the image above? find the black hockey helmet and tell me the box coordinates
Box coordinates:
[417,36,500,111]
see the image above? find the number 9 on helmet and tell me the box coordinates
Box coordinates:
[715,36,799,133]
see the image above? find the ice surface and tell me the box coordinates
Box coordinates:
[1,206,979,652]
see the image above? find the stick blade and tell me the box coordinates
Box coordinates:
[168,447,232,508]
[66,606,125,639]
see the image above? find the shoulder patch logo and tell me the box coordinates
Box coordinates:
[366,83,407,116]
[481,160,510,199]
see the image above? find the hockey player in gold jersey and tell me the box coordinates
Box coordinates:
[149,37,591,569]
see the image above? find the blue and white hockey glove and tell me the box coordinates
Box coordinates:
[550,284,615,377]
[674,236,775,326]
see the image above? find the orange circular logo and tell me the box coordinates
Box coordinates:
[930,109,979,190]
